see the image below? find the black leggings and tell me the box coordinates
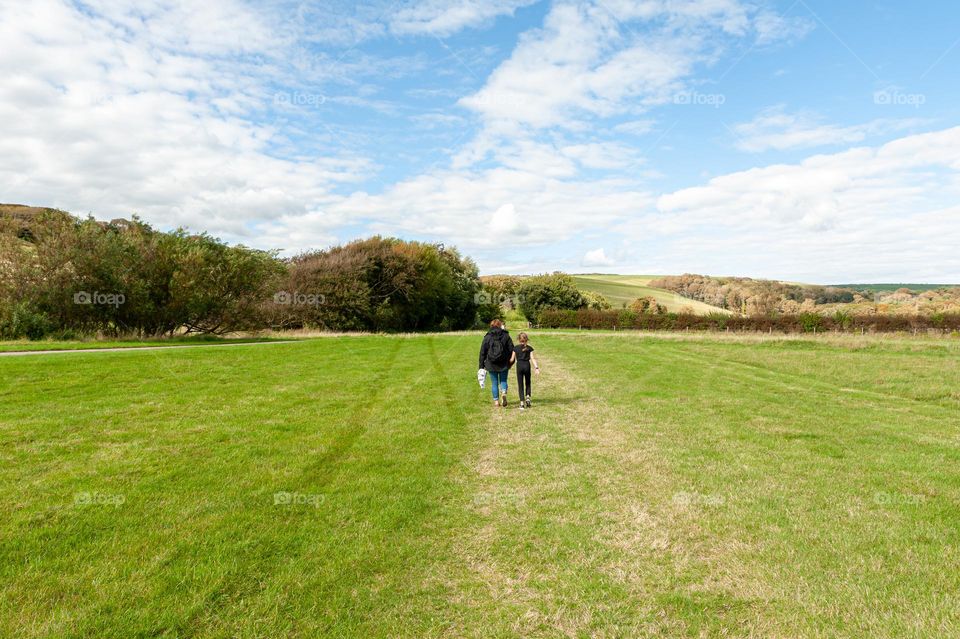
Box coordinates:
[516,364,532,400]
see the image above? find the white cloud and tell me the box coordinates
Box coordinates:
[561,142,644,170]
[457,3,693,130]
[613,119,657,136]
[752,10,815,46]
[452,0,813,178]
[389,0,538,36]
[0,0,369,244]
[490,203,530,235]
[732,107,927,152]
[581,248,615,267]
[329,167,652,250]
[639,126,960,280]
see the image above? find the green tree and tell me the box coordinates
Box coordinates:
[518,273,587,324]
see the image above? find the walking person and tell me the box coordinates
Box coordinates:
[513,332,540,410]
[478,319,515,407]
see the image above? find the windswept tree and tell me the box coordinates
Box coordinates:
[274,237,483,332]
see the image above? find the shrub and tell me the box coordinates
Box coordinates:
[799,313,824,333]
[518,273,586,324]
[0,302,52,340]
[583,291,612,311]
[629,297,666,314]
[275,237,482,332]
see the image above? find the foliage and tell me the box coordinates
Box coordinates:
[649,273,859,314]
[478,275,524,308]
[582,290,611,311]
[1,212,284,337]
[628,296,666,314]
[1,207,487,336]
[517,272,587,324]
[273,237,482,332]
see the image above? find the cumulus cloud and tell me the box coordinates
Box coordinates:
[329,166,652,249]
[0,0,369,245]
[490,203,530,235]
[457,3,691,131]
[581,248,615,267]
[639,126,960,280]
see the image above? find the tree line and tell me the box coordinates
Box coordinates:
[648,274,858,315]
[0,207,484,339]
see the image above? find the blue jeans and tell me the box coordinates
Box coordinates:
[489,370,509,400]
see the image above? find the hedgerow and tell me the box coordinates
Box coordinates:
[537,309,960,333]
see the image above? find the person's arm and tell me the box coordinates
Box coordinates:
[532,354,540,374]
[478,337,487,369]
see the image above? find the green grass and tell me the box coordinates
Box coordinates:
[0,335,290,352]
[572,274,730,314]
[2,332,959,637]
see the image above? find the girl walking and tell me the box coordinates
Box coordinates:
[513,332,539,410]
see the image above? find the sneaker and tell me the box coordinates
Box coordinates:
[500,394,508,407]
[519,404,525,411]
[525,396,532,408]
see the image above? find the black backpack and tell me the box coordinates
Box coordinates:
[488,331,509,365]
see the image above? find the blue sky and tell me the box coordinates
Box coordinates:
[2,0,959,282]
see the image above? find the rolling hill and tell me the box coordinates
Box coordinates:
[571,274,730,315]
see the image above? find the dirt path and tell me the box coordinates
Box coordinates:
[442,351,675,636]
[434,342,788,637]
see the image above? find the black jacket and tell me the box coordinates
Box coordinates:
[479,327,514,373]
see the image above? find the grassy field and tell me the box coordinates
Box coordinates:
[0,335,290,353]
[572,274,730,314]
[2,332,959,637]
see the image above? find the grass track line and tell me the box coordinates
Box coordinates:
[0,341,299,356]
[295,338,404,488]
[668,344,960,422]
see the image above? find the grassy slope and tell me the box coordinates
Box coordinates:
[2,333,959,637]
[572,274,731,314]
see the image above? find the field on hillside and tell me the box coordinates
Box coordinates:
[3,333,959,637]
[572,274,730,314]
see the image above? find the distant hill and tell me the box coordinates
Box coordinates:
[570,274,731,315]
[0,204,75,243]
[835,283,957,293]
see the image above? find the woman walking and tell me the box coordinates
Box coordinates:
[478,319,515,407]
